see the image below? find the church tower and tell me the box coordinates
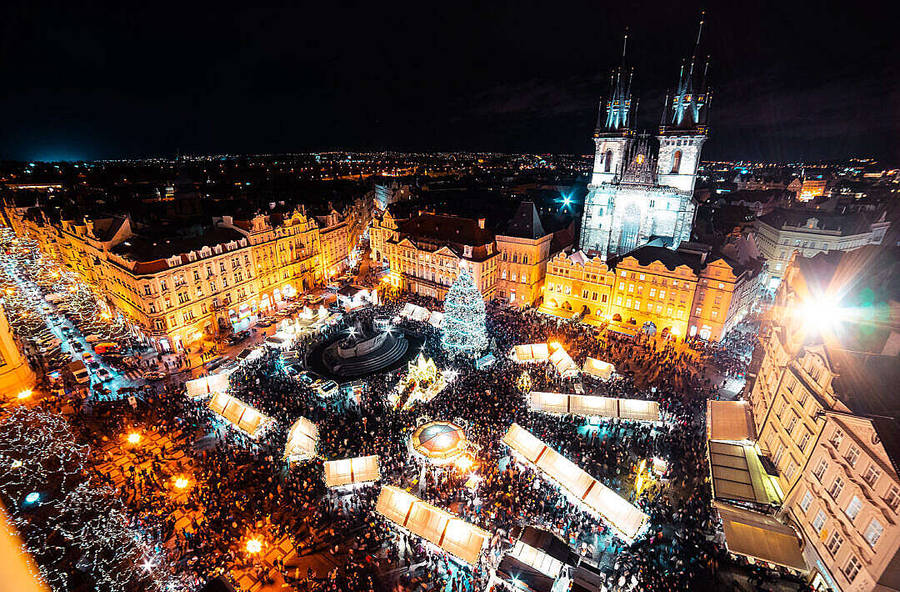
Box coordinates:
[579,18,712,259]
[590,31,635,186]
[581,31,635,255]
[656,14,710,194]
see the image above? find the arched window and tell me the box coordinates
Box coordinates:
[671,150,682,174]
[604,150,613,173]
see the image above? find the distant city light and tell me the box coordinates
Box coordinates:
[24,492,40,504]
[126,432,141,444]
[245,538,263,554]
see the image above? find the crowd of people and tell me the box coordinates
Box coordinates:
[30,289,804,592]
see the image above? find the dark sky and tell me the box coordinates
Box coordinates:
[1,0,896,163]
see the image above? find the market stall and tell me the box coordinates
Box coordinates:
[324,455,380,487]
[502,423,648,541]
[582,357,615,381]
[375,486,489,565]
[284,416,319,462]
[208,392,273,438]
[185,369,233,399]
[528,392,660,422]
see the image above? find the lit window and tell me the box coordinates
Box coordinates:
[826,531,843,556]
[799,490,813,513]
[845,496,863,521]
[846,445,860,468]
[863,465,881,487]
[864,518,884,547]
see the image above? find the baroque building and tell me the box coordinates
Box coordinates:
[580,24,709,259]
[747,246,900,591]
[540,243,759,341]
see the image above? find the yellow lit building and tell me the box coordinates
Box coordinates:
[3,206,328,353]
[315,209,350,279]
[0,304,35,399]
[495,201,566,307]
[382,212,499,300]
[747,246,900,592]
[541,244,759,341]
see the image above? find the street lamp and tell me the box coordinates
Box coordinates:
[126,432,141,445]
[245,538,263,554]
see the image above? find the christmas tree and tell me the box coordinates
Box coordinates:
[441,266,488,358]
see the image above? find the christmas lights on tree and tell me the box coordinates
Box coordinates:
[0,407,187,592]
[441,265,488,358]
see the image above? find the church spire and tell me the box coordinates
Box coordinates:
[597,28,635,135]
[662,12,710,134]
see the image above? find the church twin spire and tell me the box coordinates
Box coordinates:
[598,29,635,134]
[661,12,711,133]
[596,14,710,137]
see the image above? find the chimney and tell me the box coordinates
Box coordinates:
[478,218,486,229]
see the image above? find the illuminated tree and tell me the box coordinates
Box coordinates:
[441,266,488,358]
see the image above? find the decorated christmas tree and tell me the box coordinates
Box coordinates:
[441,266,488,358]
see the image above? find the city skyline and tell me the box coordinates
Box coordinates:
[1,1,896,164]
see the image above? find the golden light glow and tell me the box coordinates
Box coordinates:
[245,538,263,554]
[17,389,32,399]
[173,476,189,490]
[126,432,141,444]
[455,454,474,472]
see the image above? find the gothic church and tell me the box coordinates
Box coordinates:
[580,20,710,258]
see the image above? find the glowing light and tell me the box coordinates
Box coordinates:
[17,389,32,399]
[11,460,23,469]
[455,455,474,472]
[24,492,40,504]
[797,295,848,333]
[245,538,263,554]
[126,432,141,444]
[141,558,155,571]
[173,476,189,490]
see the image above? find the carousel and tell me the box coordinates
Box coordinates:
[409,421,470,466]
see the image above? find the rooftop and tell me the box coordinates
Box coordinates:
[111,225,246,264]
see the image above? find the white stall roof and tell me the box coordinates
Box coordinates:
[376,486,489,565]
[582,357,615,380]
[185,369,232,399]
[284,416,319,462]
[502,423,648,540]
[324,455,380,487]
[529,392,659,422]
[208,392,272,438]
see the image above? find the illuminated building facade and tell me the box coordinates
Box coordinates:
[542,244,758,341]
[580,25,708,258]
[315,210,350,279]
[381,212,499,300]
[747,247,900,592]
[754,209,890,290]
[5,206,327,353]
[0,304,35,399]
[495,201,562,307]
[797,177,828,202]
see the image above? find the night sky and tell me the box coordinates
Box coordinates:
[1,0,896,163]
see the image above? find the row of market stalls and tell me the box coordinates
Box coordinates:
[706,400,806,574]
[528,391,660,422]
[511,342,579,378]
[399,302,444,328]
[376,486,490,565]
[502,423,649,541]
